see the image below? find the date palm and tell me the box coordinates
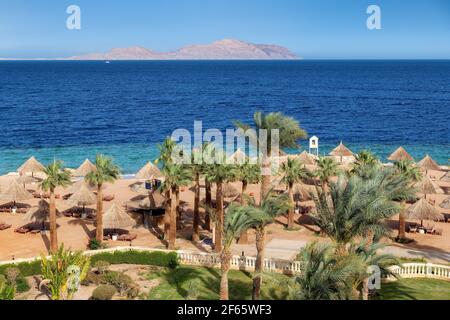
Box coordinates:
[189,148,204,242]
[234,162,261,243]
[234,193,290,300]
[312,168,416,252]
[85,154,121,243]
[205,158,236,253]
[160,163,192,249]
[219,205,261,300]
[314,157,339,192]
[394,160,422,240]
[288,242,362,300]
[280,157,310,229]
[40,160,72,252]
[235,112,307,200]
[351,150,379,178]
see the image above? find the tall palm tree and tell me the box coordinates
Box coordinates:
[189,148,204,242]
[40,161,72,252]
[205,159,236,253]
[314,157,339,192]
[156,137,177,241]
[394,160,422,240]
[160,163,192,249]
[312,168,415,253]
[233,193,290,300]
[235,112,307,200]
[234,162,261,244]
[85,155,121,243]
[280,157,310,229]
[219,205,261,300]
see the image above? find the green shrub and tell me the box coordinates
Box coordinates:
[15,276,30,293]
[5,267,20,285]
[0,282,15,300]
[0,260,41,277]
[90,250,179,269]
[102,271,138,297]
[88,238,103,250]
[91,284,116,300]
[94,260,110,274]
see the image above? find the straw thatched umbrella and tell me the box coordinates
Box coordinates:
[388,147,414,162]
[298,151,316,166]
[405,198,444,226]
[418,154,441,174]
[440,197,450,210]
[136,162,162,180]
[102,203,136,230]
[23,200,60,230]
[135,191,167,210]
[213,183,240,199]
[229,148,247,164]
[73,159,96,177]
[67,183,96,214]
[440,172,450,183]
[66,179,100,195]
[0,179,33,206]
[416,177,444,199]
[16,175,42,189]
[292,183,312,202]
[17,156,45,177]
[329,141,354,163]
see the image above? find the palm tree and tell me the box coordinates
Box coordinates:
[280,157,310,229]
[314,157,339,192]
[189,149,203,242]
[287,242,357,300]
[234,162,261,244]
[156,137,177,241]
[312,169,415,253]
[233,193,289,300]
[205,159,236,253]
[160,163,192,249]
[235,112,307,200]
[40,161,72,252]
[85,155,121,243]
[394,160,422,240]
[219,205,261,300]
[351,150,379,178]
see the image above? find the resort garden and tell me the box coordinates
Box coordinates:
[0,111,449,300]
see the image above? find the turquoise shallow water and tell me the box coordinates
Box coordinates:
[0,142,448,175]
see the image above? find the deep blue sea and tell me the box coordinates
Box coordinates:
[0,60,448,174]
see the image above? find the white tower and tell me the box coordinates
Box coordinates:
[309,136,319,156]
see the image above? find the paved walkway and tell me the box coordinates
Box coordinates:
[233,238,450,264]
[232,239,307,260]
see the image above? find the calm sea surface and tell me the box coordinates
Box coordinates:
[0,60,448,174]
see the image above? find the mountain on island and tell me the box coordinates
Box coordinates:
[65,39,299,60]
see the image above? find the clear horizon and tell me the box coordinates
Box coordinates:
[1,0,449,59]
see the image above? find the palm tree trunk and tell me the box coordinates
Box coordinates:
[252,227,265,300]
[192,172,200,242]
[260,155,271,202]
[49,191,58,252]
[205,179,212,231]
[164,189,171,242]
[220,249,231,300]
[214,181,224,253]
[175,187,180,220]
[287,182,294,229]
[398,201,406,239]
[95,184,104,243]
[168,186,177,250]
[238,180,249,244]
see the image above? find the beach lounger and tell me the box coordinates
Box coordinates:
[14,226,31,234]
[0,224,12,231]
[118,233,137,241]
[103,195,115,202]
[30,229,41,235]
[407,224,418,233]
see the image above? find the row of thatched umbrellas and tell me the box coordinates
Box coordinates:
[0,157,135,231]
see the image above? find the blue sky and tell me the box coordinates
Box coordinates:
[1,0,449,59]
